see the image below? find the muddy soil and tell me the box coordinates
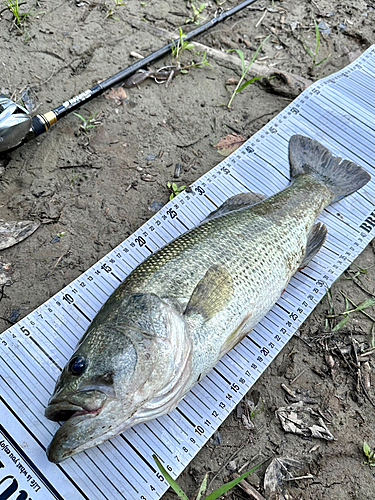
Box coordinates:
[0,0,374,499]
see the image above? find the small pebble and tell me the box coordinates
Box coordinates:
[242,414,255,430]
[174,163,181,179]
[148,201,164,213]
[227,460,237,472]
[146,154,157,161]
[141,174,155,182]
[318,21,331,35]
[9,309,20,323]
[210,430,222,445]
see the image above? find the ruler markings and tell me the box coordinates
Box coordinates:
[84,446,132,498]
[98,271,118,289]
[225,351,245,372]
[52,308,81,340]
[99,446,138,495]
[321,89,375,131]
[181,193,207,220]
[199,374,226,400]
[231,345,253,365]
[85,283,106,305]
[64,457,109,500]
[336,78,375,102]
[291,114,373,169]
[0,423,66,500]
[233,157,283,194]
[236,338,257,359]
[143,422,175,456]
[302,103,374,164]
[346,71,374,93]
[195,379,218,403]
[247,327,268,347]
[189,389,212,413]
[324,207,364,233]
[218,357,241,379]
[177,399,205,429]
[31,321,70,362]
[103,439,147,489]
[192,383,221,412]
[93,278,112,297]
[0,372,53,446]
[334,74,375,106]
[29,335,63,371]
[326,83,375,119]
[0,46,374,500]
[74,290,96,312]
[8,347,51,396]
[17,339,58,383]
[74,453,113,500]
[304,100,374,157]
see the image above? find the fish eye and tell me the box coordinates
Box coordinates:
[69,356,86,375]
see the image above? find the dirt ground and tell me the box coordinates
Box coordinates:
[1,0,375,498]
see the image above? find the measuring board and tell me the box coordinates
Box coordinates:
[1,46,374,500]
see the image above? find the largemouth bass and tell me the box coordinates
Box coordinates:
[45,135,370,463]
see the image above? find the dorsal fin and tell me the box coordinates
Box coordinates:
[184,265,233,322]
[204,192,267,222]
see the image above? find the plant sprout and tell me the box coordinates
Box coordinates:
[167,182,186,200]
[73,111,99,132]
[304,20,330,68]
[186,3,206,25]
[153,454,265,500]
[227,35,271,108]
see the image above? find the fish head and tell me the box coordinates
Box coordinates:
[45,293,191,463]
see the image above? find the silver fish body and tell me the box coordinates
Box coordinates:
[45,135,370,462]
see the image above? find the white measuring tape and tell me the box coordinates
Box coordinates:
[1,46,374,500]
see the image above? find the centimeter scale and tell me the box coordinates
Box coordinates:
[0,46,374,500]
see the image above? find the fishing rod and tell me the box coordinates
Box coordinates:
[0,0,259,154]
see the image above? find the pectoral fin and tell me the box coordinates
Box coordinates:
[220,312,253,357]
[185,265,233,322]
[204,192,267,222]
[299,222,327,270]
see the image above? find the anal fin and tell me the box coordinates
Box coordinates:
[299,222,327,270]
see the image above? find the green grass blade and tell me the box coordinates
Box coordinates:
[203,461,265,500]
[73,113,86,122]
[354,264,368,274]
[243,35,271,79]
[153,455,189,500]
[304,44,314,59]
[231,49,246,73]
[364,442,371,456]
[236,75,264,93]
[196,472,209,500]
[314,20,320,57]
[331,315,349,332]
[343,298,375,316]
[315,55,330,66]
[352,298,375,313]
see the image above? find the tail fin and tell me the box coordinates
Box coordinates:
[289,135,371,202]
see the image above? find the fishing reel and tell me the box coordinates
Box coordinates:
[0,95,32,153]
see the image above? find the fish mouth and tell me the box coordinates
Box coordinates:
[45,402,102,422]
[46,395,125,464]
